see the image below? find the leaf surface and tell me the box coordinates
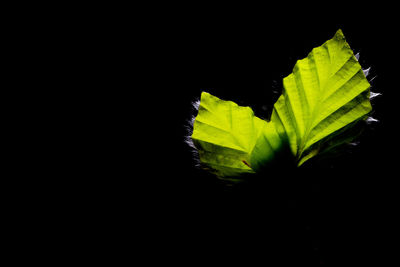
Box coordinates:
[191,92,269,177]
[272,29,372,165]
[190,29,372,177]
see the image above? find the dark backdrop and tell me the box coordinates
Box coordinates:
[101,13,397,265]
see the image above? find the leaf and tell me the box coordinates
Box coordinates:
[189,29,372,177]
[271,29,372,165]
[191,92,268,177]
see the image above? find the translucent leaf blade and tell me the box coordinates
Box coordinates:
[272,29,372,165]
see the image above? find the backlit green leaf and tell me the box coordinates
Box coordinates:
[272,29,372,165]
[189,29,372,177]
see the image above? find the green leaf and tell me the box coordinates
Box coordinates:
[272,29,372,165]
[191,92,290,178]
[191,92,268,177]
[189,29,372,177]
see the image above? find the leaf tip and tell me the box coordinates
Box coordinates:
[335,28,345,38]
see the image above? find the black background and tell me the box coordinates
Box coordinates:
[96,9,398,265]
[9,5,399,265]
